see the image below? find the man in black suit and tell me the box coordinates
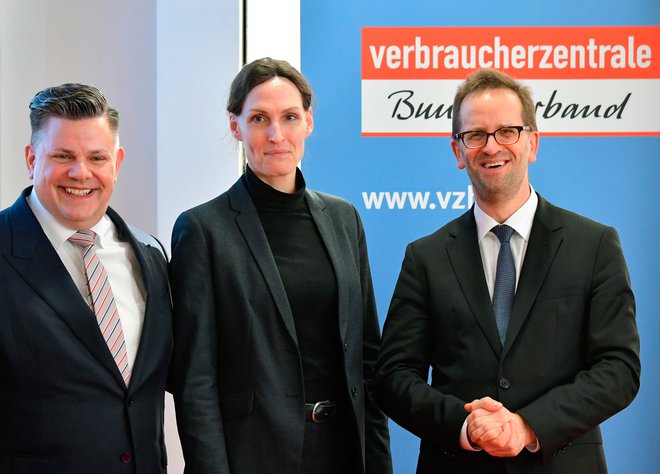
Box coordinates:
[374,69,640,473]
[0,83,172,474]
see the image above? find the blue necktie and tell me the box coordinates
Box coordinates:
[491,225,516,346]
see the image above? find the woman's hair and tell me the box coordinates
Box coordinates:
[227,57,313,115]
[452,68,537,135]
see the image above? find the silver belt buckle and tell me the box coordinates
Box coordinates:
[311,400,335,423]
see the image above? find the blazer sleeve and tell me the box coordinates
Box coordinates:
[517,225,640,461]
[169,210,231,473]
[374,242,468,448]
[353,207,394,474]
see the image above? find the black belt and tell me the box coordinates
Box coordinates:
[304,400,336,423]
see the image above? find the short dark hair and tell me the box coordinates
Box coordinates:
[452,69,537,135]
[29,83,119,145]
[227,57,313,115]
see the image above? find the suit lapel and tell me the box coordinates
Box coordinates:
[446,210,502,357]
[502,196,563,354]
[106,207,163,389]
[5,190,123,384]
[228,178,299,346]
[305,191,350,340]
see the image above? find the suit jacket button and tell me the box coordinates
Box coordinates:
[499,377,511,389]
[127,397,135,407]
[120,453,133,464]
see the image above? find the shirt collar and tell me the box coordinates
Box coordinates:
[27,187,110,249]
[474,185,538,242]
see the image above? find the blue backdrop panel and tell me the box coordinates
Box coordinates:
[301,1,659,472]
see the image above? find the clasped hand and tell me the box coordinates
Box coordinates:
[464,397,536,457]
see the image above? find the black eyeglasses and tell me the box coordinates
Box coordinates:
[453,126,532,149]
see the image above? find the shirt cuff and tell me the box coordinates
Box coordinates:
[459,419,482,451]
[526,438,540,452]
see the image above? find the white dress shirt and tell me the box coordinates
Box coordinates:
[27,189,146,372]
[475,187,538,299]
[460,186,540,452]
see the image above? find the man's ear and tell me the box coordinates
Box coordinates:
[25,145,36,179]
[527,130,540,164]
[451,139,466,170]
[113,147,125,183]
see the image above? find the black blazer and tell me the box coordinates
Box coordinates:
[0,188,172,474]
[169,175,392,474]
[375,194,640,474]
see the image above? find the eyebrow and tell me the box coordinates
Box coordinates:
[462,124,520,132]
[247,106,303,114]
[50,147,111,155]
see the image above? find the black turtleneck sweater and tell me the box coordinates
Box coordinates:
[244,166,343,403]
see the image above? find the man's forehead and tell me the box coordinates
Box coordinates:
[465,87,520,104]
[37,116,117,141]
[461,89,523,121]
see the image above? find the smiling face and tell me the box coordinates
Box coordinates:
[230,76,313,193]
[451,88,539,215]
[25,115,124,230]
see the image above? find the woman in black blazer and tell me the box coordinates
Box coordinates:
[170,58,392,474]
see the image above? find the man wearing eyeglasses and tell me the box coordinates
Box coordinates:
[375,69,640,473]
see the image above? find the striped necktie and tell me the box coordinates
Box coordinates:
[491,225,516,346]
[69,230,131,385]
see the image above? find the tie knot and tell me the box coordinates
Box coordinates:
[492,224,515,243]
[68,230,96,248]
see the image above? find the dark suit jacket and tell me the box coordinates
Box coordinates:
[169,175,392,474]
[375,194,640,474]
[0,187,172,474]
